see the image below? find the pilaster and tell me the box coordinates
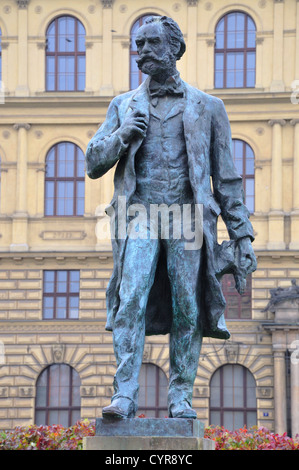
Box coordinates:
[267,119,286,250]
[99,0,114,96]
[15,0,30,96]
[10,123,30,251]
[270,0,285,91]
[289,119,299,250]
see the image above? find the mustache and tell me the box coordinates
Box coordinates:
[136,53,165,69]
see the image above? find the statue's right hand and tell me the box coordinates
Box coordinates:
[119,110,148,144]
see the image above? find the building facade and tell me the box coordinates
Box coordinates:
[0,0,299,436]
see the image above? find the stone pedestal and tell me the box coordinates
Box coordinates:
[83,418,215,451]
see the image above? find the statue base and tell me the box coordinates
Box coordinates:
[83,418,215,450]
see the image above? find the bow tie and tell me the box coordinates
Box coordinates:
[149,79,184,102]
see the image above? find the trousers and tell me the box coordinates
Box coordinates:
[111,208,203,413]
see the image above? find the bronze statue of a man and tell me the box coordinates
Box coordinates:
[85,16,257,419]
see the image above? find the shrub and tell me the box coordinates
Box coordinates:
[0,419,95,450]
[204,425,299,450]
[0,421,298,450]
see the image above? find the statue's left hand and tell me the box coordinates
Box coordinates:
[236,237,257,276]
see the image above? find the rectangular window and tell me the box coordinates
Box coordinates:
[43,270,80,320]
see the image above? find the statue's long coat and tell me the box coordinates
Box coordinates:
[86,78,254,340]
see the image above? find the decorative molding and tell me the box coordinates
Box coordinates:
[274,0,284,3]
[81,386,96,397]
[290,119,299,126]
[186,0,199,5]
[224,342,239,363]
[39,231,87,241]
[19,387,34,397]
[256,36,264,45]
[206,38,215,47]
[101,0,114,8]
[0,387,8,398]
[13,123,31,131]
[257,387,273,398]
[194,387,209,397]
[52,344,66,363]
[268,119,286,127]
[121,40,130,49]
[16,0,30,9]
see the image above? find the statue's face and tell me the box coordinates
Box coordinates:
[135,22,176,78]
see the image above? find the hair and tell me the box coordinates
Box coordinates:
[143,16,186,60]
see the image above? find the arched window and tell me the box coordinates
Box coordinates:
[222,273,252,319]
[46,16,86,91]
[215,12,256,89]
[210,364,257,430]
[45,142,85,217]
[137,363,168,417]
[130,14,154,90]
[232,139,255,213]
[35,364,81,427]
[0,28,2,83]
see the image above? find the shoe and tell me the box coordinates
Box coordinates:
[102,397,135,419]
[169,400,197,419]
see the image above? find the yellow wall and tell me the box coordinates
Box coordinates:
[0,0,298,432]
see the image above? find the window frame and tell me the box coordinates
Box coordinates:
[232,138,255,213]
[44,141,85,217]
[45,15,86,92]
[222,273,252,320]
[209,364,257,430]
[42,270,80,320]
[35,364,81,427]
[214,11,256,89]
[137,363,168,418]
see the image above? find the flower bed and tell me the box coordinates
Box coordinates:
[0,421,298,450]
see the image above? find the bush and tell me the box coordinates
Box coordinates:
[0,419,95,450]
[204,425,299,450]
[0,421,298,450]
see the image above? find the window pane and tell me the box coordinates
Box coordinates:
[70,271,80,292]
[77,21,86,52]
[46,21,56,52]
[46,57,56,91]
[69,296,79,319]
[210,411,221,427]
[215,53,224,71]
[56,270,67,292]
[216,32,224,49]
[215,71,224,89]
[36,385,47,407]
[35,410,46,426]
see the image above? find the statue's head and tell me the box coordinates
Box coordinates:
[135,16,186,80]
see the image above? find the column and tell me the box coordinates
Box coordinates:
[186,0,199,87]
[270,0,285,92]
[290,349,299,437]
[273,350,287,435]
[15,0,30,96]
[99,0,114,96]
[205,38,215,90]
[11,123,30,251]
[290,119,299,250]
[295,0,299,81]
[84,41,94,93]
[267,119,286,250]
[255,36,264,89]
